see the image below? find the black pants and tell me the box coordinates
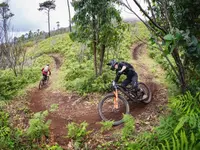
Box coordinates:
[121,70,138,89]
[42,74,47,81]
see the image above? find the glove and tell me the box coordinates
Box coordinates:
[117,71,122,76]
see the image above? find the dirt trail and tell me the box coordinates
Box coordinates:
[29,54,101,147]
[28,45,168,148]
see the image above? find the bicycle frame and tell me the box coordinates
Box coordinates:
[112,82,138,102]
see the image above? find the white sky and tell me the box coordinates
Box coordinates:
[0,0,146,36]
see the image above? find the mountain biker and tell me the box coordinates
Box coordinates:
[41,64,51,81]
[107,60,147,99]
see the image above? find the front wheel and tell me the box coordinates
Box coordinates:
[98,93,130,126]
[38,80,44,89]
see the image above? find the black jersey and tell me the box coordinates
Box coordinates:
[116,62,134,75]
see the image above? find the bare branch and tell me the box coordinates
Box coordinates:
[132,0,167,34]
[117,0,164,40]
[145,0,156,22]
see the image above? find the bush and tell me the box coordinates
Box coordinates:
[67,122,90,149]
[0,111,27,150]
[27,110,51,141]
[0,69,40,100]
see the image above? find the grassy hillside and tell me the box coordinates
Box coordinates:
[24,22,149,94]
[0,22,149,100]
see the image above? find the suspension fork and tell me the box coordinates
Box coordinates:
[113,89,119,109]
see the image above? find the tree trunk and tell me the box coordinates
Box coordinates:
[172,48,186,93]
[3,18,8,43]
[93,40,98,77]
[99,44,105,75]
[92,14,98,77]
[2,6,8,43]
[48,9,51,37]
[67,0,72,32]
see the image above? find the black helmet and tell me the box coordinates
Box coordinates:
[47,64,49,66]
[107,60,118,70]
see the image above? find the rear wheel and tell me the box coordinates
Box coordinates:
[98,93,130,126]
[138,82,152,104]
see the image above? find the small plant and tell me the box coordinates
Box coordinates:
[67,121,90,149]
[121,114,135,140]
[46,143,63,150]
[27,110,51,142]
[99,121,114,133]
[49,103,59,112]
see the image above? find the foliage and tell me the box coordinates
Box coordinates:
[71,0,125,76]
[0,107,65,150]
[0,111,28,150]
[135,92,200,149]
[49,103,59,112]
[0,69,39,100]
[27,110,51,141]
[170,92,200,134]
[99,121,114,133]
[156,130,200,150]
[120,0,200,93]
[121,114,135,140]
[46,144,63,150]
[67,121,90,149]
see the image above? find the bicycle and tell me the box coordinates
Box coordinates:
[98,81,152,125]
[38,75,49,89]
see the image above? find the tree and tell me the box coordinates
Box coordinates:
[38,0,56,37]
[37,29,40,35]
[28,30,33,39]
[56,21,60,29]
[0,2,14,69]
[71,0,124,76]
[118,0,200,93]
[66,0,72,32]
[0,2,14,43]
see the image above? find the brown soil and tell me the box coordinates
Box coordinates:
[27,45,168,149]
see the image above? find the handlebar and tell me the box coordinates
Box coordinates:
[112,81,118,89]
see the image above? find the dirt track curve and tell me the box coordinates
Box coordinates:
[28,45,168,148]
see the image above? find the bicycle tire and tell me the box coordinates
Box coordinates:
[39,80,43,89]
[46,76,49,83]
[98,93,130,126]
[138,82,152,104]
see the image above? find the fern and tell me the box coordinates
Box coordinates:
[174,116,188,134]
[164,139,170,150]
[157,130,197,150]
[170,92,200,134]
[156,114,177,141]
[121,114,135,140]
[27,110,51,141]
